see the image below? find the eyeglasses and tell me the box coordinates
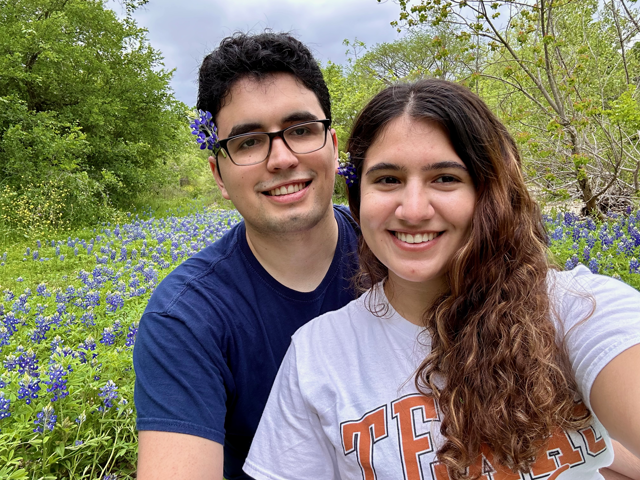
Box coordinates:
[217,119,331,166]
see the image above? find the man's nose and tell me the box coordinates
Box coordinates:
[265,135,299,171]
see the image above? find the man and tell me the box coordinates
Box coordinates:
[133,32,359,480]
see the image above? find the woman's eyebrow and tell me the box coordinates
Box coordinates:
[365,160,467,176]
[365,162,404,176]
[423,161,468,172]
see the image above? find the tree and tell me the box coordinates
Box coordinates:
[0,0,189,220]
[389,0,640,214]
[324,27,475,149]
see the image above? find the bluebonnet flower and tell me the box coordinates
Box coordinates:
[0,327,11,348]
[630,258,640,275]
[75,440,84,446]
[50,335,64,351]
[78,337,97,364]
[84,290,100,308]
[45,363,69,401]
[18,375,41,404]
[30,316,51,344]
[99,380,119,410]
[565,255,580,271]
[588,257,600,274]
[100,327,116,346]
[630,226,640,247]
[16,277,24,282]
[126,322,139,347]
[102,474,118,480]
[0,391,10,420]
[190,110,223,154]
[32,250,39,260]
[106,292,124,312]
[3,312,19,335]
[75,412,87,425]
[33,405,57,433]
[563,212,579,227]
[15,348,39,375]
[36,283,50,297]
[583,246,591,263]
[80,310,96,326]
[549,226,564,241]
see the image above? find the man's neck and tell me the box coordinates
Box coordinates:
[245,209,339,292]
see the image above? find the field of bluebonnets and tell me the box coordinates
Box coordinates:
[0,204,242,479]
[0,204,640,479]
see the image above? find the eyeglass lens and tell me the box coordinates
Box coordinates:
[226,121,327,165]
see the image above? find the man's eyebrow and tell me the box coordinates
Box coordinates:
[227,122,263,138]
[282,111,320,123]
[365,160,467,176]
[226,112,320,138]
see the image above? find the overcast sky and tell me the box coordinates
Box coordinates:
[108,0,405,106]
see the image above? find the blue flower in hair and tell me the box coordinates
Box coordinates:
[189,110,226,157]
[338,152,357,186]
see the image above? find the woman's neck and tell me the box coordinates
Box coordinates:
[384,274,448,325]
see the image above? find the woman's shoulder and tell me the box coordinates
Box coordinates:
[548,264,640,307]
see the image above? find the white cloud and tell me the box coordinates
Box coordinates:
[109,0,404,105]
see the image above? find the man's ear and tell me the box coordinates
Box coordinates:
[331,129,339,173]
[209,156,231,200]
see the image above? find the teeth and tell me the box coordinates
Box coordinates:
[269,183,305,196]
[395,232,439,244]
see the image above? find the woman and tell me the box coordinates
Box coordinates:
[244,79,640,479]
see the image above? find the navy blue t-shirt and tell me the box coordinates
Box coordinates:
[133,206,359,480]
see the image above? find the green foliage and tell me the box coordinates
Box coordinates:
[390,0,640,213]
[0,0,191,222]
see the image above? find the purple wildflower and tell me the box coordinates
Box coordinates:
[33,405,56,433]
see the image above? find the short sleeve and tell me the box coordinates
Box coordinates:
[133,309,230,444]
[243,343,339,480]
[552,266,640,410]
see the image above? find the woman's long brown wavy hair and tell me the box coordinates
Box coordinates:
[345,79,591,479]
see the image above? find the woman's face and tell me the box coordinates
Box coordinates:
[359,116,476,291]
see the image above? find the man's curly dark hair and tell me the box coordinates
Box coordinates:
[197,31,331,124]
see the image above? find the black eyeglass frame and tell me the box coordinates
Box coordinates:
[216,119,332,166]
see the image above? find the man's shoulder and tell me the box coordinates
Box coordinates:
[143,221,247,316]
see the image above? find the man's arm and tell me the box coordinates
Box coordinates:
[137,431,223,480]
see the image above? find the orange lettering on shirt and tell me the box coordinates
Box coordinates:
[431,431,586,480]
[430,445,520,480]
[579,426,607,456]
[530,428,585,477]
[391,394,439,480]
[341,406,388,480]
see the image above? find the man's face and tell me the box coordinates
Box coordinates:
[212,73,338,237]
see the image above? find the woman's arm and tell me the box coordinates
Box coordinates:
[601,439,640,480]
[590,344,640,458]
